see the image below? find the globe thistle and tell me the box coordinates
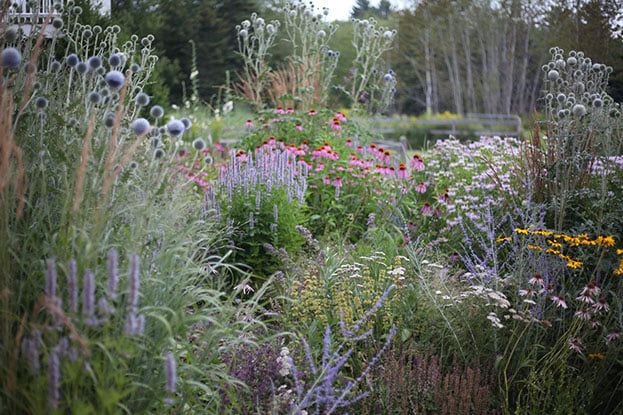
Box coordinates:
[50,60,61,72]
[135,92,150,106]
[547,70,560,81]
[147,34,155,42]
[52,17,63,29]
[556,93,566,103]
[105,70,125,89]
[88,56,102,70]
[167,119,185,137]
[151,137,161,148]
[572,104,587,117]
[104,112,116,128]
[35,97,48,109]
[5,27,18,42]
[112,25,121,34]
[76,61,88,74]
[1,47,22,69]
[383,73,393,82]
[567,56,577,66]
[383,30,393,40]
[154,148,165,159]
[239,29,248,39]
[130,63,141,73]
[593,98,603,108]
[316,30,326,38]
[129,161,138,169]
[66,53,79,67]
[131,118,150,136]
[192,138,206,150]
[266,24,276,34]
[150,105,164,118]
[181,118,192,129]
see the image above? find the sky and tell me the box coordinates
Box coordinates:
[312,0,411,21]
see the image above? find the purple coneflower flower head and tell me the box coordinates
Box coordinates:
[166,119,185,137]
[550,295,567,309]
[606,332,621,343]
[1,47,22,69]
[82,270,96,324]
[150,105,164,118]
[568,337,583,353]
[421,203,433,216]
[245,119,253,128]
[105,70,125,89]
[48,348,61,409]
[131,118,151,136]
[45,258,57,299]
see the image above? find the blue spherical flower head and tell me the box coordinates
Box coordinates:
[150,105,164,118]
[35,97,49,109]
[383,73,393,82]
[1,47,22,69]
[88,56,102,70]
[105,70,125,90]
[135,92,150,106]
[52,17,64,29]
[181,118,192,129]
[66,53,79,67]
[50,60,61,71]
[76,61,88,74]
[154,148,165,159]
[192,138,206,150]
[131,118,151,136]
[166,119,185,137]
[88,91,102,105]
[108,53,121,67]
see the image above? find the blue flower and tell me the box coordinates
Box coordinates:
[150,105,164,118]
[1,47,22,69]
[192,138,206,150]
[135,92,150,106]
[166,119,185,137]
[131,118,151,136]
[87,56,102,70]
[35,97,49,109]
[105,70,125,89]
[108,53,121,67]
[76,61,88,74]
[66,53,79,67]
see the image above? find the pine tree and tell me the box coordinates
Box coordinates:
[351,0,372,18]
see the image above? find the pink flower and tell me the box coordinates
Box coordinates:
[415,182,427,193]
[275,106,285,114]
[519,288,535,297]
[346,138,353,147]
[528,274,544,287]
[308,109,317,116]
[593,297,609,313]
[568,337,583,353]
[332,176,343,188]
[551,295,568,309]
[356,145,364,153]
[324,175,331,185]
[397,164,409,179]
[286,107,294,114]
[295,123,303,131]
[574,309,592,320]
[421,203,433,216]
[411,154,425,171]
[606,332,621,343]
[334,112,346,122]
[331,118,342,130]
[580,281,600,297]
[315,163,325,171]
[244,119,254,127]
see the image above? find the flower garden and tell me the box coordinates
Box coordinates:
[1,1,622,414]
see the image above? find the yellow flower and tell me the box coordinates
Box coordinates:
[514,228,529,235]
[546,239,562,249]
[496,236,512,243]
[528,244,543,251]
[566,259,583,269]
[614,259,623,276]
[616,249,623,256]
[588,353,606,360]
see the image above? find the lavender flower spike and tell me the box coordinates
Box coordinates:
[164,351,177,405]
[48,348,61,409]
[45,258,57,299]
[107,249,119,300]
[67,259,78,313]
[82,270,95,324]
[128,254,140,312]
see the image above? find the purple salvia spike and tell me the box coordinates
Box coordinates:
[45,258,57,299]
[22,329,42,375]
[128,254,140,312]
[82,270,95,323]
[107,249,119,300]
[67,259,78,313]
[136,314,145,335]
[48,347,61,409]
[164,351,177,405]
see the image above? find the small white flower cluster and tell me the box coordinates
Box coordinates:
[277,347,292,377]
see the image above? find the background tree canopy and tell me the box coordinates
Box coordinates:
[105,0,622,115]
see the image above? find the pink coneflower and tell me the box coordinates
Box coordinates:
[345,138,353,147]
[331,118,342,130]
[576,292,595,304]
[568,337,584,353]
[295,123,303,131]
[529,273,544,287]
[286,107,294,114]
[574,309,592,320]
[397,163,409,179]
[605,332,621,343]
[593,297,609,312]
[308,109,317,115]
[421,203,433,216]
[438,190,450,204]
[580,281,600,297]
[244,119,253,127]
[356,145,363,153]
[324,175,331,185]
[411,154,425,171]
[551,295,568,309]
[519,288,535,297]
[415,181,427,193]
[275,106,285,114]
[370,143,378,153]
[332,176,343,188]
[334,112,346,122]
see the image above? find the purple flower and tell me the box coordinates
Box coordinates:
[128,254,140,312]
[107,249,119,300]
[105,70,125,89]
[131,118,150,136]
[82,270,96,324]
[45,258,57,299]
[67,259,78,313]
[166,119,185,137]
[1,47,22,69]
[48,348,61,409]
